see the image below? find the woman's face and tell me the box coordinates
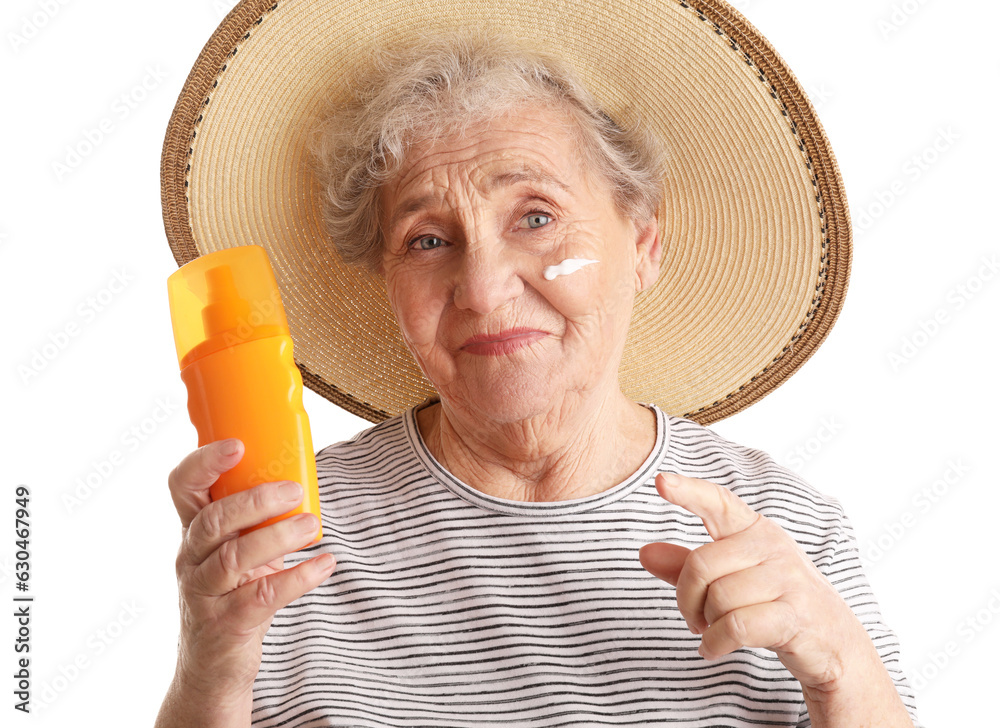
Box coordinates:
[380,106,661,424]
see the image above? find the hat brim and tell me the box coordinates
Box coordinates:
[161,0,850,424]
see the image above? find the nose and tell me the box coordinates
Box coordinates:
[452,240,524,315]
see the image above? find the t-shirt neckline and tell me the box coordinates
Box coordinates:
[402,399,670,516]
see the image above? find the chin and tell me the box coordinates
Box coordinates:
[451,374,565,425]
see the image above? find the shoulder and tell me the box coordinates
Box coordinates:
[661,412,849,536]
[315,411,409,470]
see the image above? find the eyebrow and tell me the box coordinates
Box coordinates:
[385,165,571,235]
[483,167,571,195]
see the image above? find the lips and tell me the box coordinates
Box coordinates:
[460,328,548,356]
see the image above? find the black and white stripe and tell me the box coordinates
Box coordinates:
[252,402,920,727]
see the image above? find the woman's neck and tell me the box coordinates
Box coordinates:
[416,391,656,502]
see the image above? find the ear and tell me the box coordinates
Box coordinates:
[633,214,662,292]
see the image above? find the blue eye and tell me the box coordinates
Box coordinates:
[411,236,446,250]
[522,213,552,229]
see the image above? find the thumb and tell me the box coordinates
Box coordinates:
[167,438,245,527]
[639,542,691,587]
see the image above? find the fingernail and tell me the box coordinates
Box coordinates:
[278,481,303,502]
[315,553,336,571]
[661,473,680,487]
[220,438,240,456]
[294,513,317,533]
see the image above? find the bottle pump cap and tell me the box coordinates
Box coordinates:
[167,245,290,369]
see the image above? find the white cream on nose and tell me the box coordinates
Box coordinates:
[543,258,599,281]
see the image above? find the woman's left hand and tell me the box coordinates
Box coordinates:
[638,472,874,692]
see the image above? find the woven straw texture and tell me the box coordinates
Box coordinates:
[161,0,851,424]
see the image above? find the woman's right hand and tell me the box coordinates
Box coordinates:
[159,438,336,725]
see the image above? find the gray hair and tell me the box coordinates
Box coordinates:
[309,31,667,273]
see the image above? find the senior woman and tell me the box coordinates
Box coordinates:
[156,3,919,727]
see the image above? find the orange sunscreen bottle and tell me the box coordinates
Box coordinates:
[166,245,321,547]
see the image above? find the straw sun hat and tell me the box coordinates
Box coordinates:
[161,0,850,425]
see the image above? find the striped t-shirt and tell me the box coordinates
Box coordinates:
[252,400,920,727]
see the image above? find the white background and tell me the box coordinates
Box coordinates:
[2,0,996,725]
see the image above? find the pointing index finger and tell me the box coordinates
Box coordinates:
[656,473,760,541]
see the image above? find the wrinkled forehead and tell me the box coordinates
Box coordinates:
[379,105,595,222]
